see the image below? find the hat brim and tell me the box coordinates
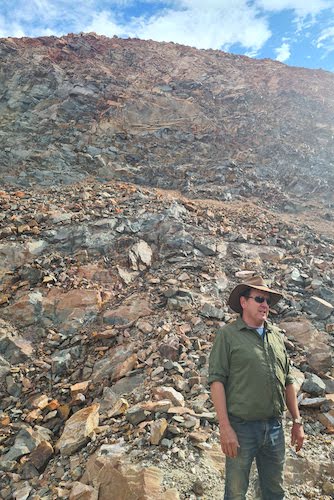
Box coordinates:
[228,283,283,313]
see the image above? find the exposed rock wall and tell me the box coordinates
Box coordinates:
[0,34,333,203]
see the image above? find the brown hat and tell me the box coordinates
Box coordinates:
[228,275,283,313]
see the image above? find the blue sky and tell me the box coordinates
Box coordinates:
[1,1,334,72]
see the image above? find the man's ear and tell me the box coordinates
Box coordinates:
[239,296,247,311]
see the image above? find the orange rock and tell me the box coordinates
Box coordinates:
[92,329,116,339]
[47,399,60,411]
[58,404,71,420]
[25,409,42,423]
[29,394,49,409]
[150,418,168,445]
[14,191,26,198]
[56,404,100,456]
[189,430,210,442]
[111,354,137,382]
[141,400,172,412]
[70,381,91,397]
[0,415,10,426]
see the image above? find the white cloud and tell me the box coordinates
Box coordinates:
[84,11,127,37]
[83,1,271,53]
[255,0,332,16]
[274,41,291,61]
[0,21,26,38]
[317,25,334,47]
[316,25,334,58]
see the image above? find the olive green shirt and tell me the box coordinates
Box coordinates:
[208,317,294,420]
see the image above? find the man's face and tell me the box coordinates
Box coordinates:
[240,289,270,327]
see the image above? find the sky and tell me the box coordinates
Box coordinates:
[1,1,334,72]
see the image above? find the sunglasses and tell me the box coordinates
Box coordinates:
[247,295,271,305]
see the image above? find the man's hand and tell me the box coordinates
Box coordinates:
[219,424,240,458]
[291,423,304,452]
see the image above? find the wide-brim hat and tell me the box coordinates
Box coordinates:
[228,275,283,313]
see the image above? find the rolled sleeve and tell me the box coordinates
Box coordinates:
[284,345,294,386]
[208,330,230,386]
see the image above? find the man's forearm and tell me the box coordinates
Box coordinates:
[210,381,230,427]
[285,383,301,419]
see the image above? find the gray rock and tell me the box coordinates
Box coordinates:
[303,296,333,320]
[0,355,10,381]
[200,303,225,320]
[301,373,326,396]
[0,425,52,463]
[0,320,33,364]
[194,239,217,256]
[126,405,150,425]
[317,286,334,304]
[324,378,334,394]
[51,346,82,376]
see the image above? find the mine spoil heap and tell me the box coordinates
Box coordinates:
[0,33,334,500]
[0,181,333,499]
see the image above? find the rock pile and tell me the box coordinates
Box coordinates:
[0,181,333,499]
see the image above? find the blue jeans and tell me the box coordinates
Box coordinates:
[224,415,285,500]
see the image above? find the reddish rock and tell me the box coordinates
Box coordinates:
[103,295,152,326]
[111,354,137,382]
[159,338,180,361]
[28,440,54,472]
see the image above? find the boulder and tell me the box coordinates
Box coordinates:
[55,404,100,456]
[103,295,152,326]
[303,296,333,320]
[70,483,98,500]
[81,455,172,500]
[129,240,153,270]
[153,387,185,407]
[301,373,326,396]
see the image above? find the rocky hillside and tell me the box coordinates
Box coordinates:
[0,33,334,500]
[0,33,334,206]
[0,181,333,499]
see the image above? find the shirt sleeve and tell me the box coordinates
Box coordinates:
[208,329,230,386]
[284,344,294,386]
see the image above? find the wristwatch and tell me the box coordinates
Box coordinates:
[292,417,303,425]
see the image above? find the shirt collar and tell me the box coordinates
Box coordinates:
[236,316,269,332]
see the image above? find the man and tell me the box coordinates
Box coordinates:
[208,276,304,500]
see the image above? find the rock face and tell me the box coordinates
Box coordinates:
[0,34,333,209]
